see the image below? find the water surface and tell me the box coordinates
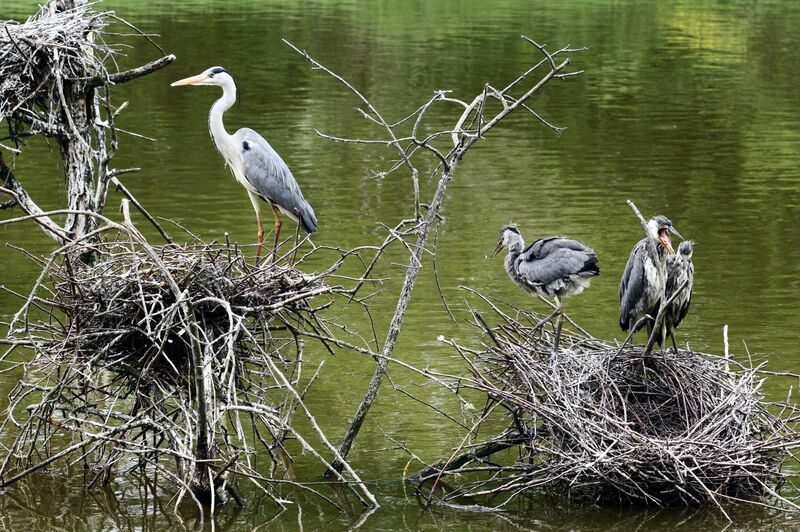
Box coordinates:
[2,0,799,529]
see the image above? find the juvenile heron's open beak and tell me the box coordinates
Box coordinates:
[658,229,674,254]
[170,73,207,87]
[489,241,504,259]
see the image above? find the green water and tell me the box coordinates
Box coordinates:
[2,0,800,529]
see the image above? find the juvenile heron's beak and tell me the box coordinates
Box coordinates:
[489,241,504,259]
[170,73,207,87]
[669,226,684,240]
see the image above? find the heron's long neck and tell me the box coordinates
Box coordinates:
[209,82,236,151]
[505,238,524,277]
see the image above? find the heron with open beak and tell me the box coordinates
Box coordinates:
[619,215,683,339]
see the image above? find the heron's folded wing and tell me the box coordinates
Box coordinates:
[619,240,646,330]
[524,237,596,260]
[236,128,317,233]
[518,247,598,286]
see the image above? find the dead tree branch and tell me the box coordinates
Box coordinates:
[0,0,173,245]
[285,37,584,479]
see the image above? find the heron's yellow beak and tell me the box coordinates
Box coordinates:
[489,242,504,259]
[170,73,207,87]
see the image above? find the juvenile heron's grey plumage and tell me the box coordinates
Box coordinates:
[492,226,599,352]
[619,215,683,337]
[659,240,695,348]
[171,66,316,262]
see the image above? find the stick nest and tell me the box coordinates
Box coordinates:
[0,1,110,123]
[435,299,800,511]
[57,241,325,386]
[0,235,359,504]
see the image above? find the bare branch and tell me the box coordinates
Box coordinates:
[85,54,176,88]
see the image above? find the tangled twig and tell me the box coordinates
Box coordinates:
[414,293,800,519]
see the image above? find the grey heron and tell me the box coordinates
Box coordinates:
[659,239,695,350]
[171,67,317,262]
[491,226,600,352]
[619,215,683,340]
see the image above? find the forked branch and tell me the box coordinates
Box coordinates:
[286,37,584,481]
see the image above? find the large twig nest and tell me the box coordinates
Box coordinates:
[0,235,364,506]
[437,298,800,513]
[0,1,110,122]
[53,240,328,387]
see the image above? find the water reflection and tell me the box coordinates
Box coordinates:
[2,0,800,529]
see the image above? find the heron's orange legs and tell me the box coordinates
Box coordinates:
[255,215,265,264]
[269,202,282,264]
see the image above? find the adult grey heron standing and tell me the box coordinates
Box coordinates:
[491,226,600,352]
[619,215,683,340]
[171,67,317,262]
[659,240,695,350]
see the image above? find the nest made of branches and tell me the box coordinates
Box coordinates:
[433,297,800,514]
[53,239,331,387]
[0,1,111,124]
[0,233,370,506]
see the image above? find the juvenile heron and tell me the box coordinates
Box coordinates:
[171,67,317,262]
[660,240,695,350]
[491,226,600,352]
[619,215,683,339]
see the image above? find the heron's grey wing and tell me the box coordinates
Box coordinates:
[524,236,593,259]
[517,239,599,285]
[619,240,647,331]
[236,128,317,233]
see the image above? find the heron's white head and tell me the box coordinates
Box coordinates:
[490,226,524,258]
[171,66,235,89]
[646,215,682,254]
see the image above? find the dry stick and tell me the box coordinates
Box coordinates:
[412,432,527,484]
[643,279,688,357]
[626,199,650,233]
[283,39,421,219]
[0,153,68,243]
[110,176,172,243]
[316,43,575,477]
[324,155,462,480]
[85,54,175,88]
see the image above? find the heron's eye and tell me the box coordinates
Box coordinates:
[209,72,215,78]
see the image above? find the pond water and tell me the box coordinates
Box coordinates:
[2,0,800,529]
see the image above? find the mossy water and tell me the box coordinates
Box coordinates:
[1,0,799,529]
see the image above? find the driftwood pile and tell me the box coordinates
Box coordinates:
[0,1,108,121]
[0,228,376,513]
[419,295,800,517]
